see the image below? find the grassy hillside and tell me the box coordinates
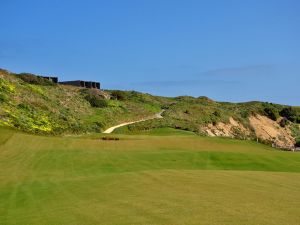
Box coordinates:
[115,97,300,147]
[0,69,165,134]
[117,97,299,133]
[1,127,300,224]
[1,68,300,147]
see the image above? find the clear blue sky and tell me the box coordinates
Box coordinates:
[1,0,299,105]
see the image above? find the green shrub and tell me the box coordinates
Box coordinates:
[0,93,8,103]
[213,111,221,117]
[87,97,108,108]
[88,122,104,132]
[110,90,127,100]
[0,78,15,93]
[264,107,279,121]
[18,73,54,86]
[184,110,190,114]
[280,107,297,122]
[81,89,108,108]
[18,103,31,110]
[279,118,288,127]
[295,140,300,147]
[107,100,121,107]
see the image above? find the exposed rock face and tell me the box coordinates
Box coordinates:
[201,115,296,149]
[202,117,251,138]
[249,114,295,149]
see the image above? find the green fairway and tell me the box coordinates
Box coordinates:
[0,127,300,225]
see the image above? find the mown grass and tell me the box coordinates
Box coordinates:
[115,127,197,136]
[1,127,300,224]
[136,127,196,136]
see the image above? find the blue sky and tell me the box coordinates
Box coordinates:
[1,0,299,105]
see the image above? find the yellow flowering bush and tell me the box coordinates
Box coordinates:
[27,84,45,95]
[0,78,15,93]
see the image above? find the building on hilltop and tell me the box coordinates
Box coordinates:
[59,80,100,89]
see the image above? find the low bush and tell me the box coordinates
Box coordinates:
[86,97,108,108]
[279,118,288,127]
[18,73,54,86]
[0,78,15,93]
[0,93,8,103]
[280,107,297,122]
[18,103,31,110]
[91,122,105,132]
[213,111,221,117]
[295,140,300,147]
[110,90,127,101]
[264,107,279,121]
[81,89,108,108]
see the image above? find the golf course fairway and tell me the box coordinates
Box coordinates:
[0,127,300,225]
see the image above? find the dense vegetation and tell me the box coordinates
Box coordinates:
[0,69,164,134]
[18,73,55,86]
[116,97,300,137]
[1,68,300,141]
[81,89,109,108]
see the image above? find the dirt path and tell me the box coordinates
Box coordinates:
[102,110,164,134]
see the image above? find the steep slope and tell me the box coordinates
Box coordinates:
[202,117,251,138]
[115,97,300,148]
[249,114,295,148]
[0,69,165,134]
[1,68,300,148]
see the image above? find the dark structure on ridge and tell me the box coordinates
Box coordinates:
[17,71,101,90]
[59,80,100,89]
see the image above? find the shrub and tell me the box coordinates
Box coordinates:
[0,78,15,93]
[184,110,190,114]
[264,107,279,121]
[81,89,108,108]
[18,73,54,86]
[295,139,300,147]
[213,111,221,117]
[89,122,104,132]
[280,107,297,122]
[27,84,45,95]
[87,97,108,108]
[18,103,31,110]
[279,118,288,127]
[110,90,127,100]
[0,93,7,103]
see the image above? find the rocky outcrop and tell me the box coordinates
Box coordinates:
[249,114,295,149]
[201,115,296,149]
[202,117,251,139]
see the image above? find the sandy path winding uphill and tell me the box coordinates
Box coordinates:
[102,110,164,134]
